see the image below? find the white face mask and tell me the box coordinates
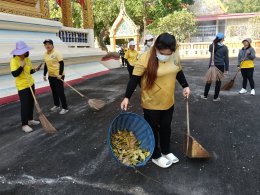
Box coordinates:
[156,51,171,62]
[146,41,153,47]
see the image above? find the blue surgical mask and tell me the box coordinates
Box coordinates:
[218,42,223,46]
[156,51,171,62]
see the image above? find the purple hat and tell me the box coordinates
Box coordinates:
[11,41,32,55]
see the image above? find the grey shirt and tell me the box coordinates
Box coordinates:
[238,47,256,67]
[209,43,229,71]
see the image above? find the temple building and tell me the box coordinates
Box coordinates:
[0,0,108,105]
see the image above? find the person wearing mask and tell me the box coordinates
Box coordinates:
[121,33,190,168]
[10,41,41,132]
[43,39,68,114]
[238,38,256,95]
[201,33,229,101]
[140,34,154,55]
[124,40,138,78]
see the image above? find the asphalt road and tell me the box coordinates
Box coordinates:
[0,58,259,195]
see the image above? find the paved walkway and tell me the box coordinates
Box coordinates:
[0,58,259,195]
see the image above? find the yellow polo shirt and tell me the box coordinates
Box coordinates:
[133,48,182,110]
[125,49,138,66]
[44,49,64,77]
[10,56,34,91]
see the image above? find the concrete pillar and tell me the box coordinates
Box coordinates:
[83,0,94,29]
[61,0,73,27]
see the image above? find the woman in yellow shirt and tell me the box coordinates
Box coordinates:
[43,39,68,114]
[124,40,138,78]
[238,38,256,95]
[121,33,190,168]
[10,41,41,133]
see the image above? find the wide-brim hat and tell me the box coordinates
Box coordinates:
[242,38,252,44]
[11,41,32,55]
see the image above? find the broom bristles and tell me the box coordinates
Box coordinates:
[221,80,234,90]
[204,66,224,83]
[35,103,57,133]
[88,99,105,110]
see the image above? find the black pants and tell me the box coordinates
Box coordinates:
[204,65,224,99]
[241,68,254,89]
[48,76,68,109]
[18,85,35,126]
[127,63,134,79]
[143,106,174,159]
[121,56,125,67]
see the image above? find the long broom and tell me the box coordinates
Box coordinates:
[24,72,57,134]
[221,69,240,91]
[184,98,211,158]
[204,43,224,83]
[60,79,105,110]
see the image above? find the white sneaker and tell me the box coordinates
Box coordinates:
[200,95,208,100]
[239,88,247,94]
[28,120,40,126]
[22,125,33,133]
[251,89,255,96]
[59,109,69,115]
[213,97,221,102]
[50,106,59,111]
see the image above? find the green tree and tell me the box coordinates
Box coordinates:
[93,0,194,48]
[147,9,197,42]
[222,0,260,13]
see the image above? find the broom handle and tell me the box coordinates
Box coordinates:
[232,70,240,80]
[60,79,85,98]
[186,98,190,136]
[24,70,39,106]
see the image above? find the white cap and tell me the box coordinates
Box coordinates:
[129,41,135,46]
[145,34,154,41]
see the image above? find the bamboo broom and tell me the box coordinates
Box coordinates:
[204,43,224,83]
[24,72,57,134]
[60,79,105,110]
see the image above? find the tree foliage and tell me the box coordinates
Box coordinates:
[147,9,197,42]
[222,0,260,13]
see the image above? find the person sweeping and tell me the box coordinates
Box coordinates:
[124,40,138,78]
[201,33,229,101]
[43,39,68,114]
[121,33,190,168]
[238,38,256,95]
[10,41,42,132]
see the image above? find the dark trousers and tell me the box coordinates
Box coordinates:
[127,63,134,79]
[18,85,35,126]
[204,65,224,99]
[241,68,254,89]
[48,76,68,109]
[143,106,174,159]
[121,56,125,67]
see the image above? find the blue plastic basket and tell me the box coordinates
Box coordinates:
[107,112,155,167]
